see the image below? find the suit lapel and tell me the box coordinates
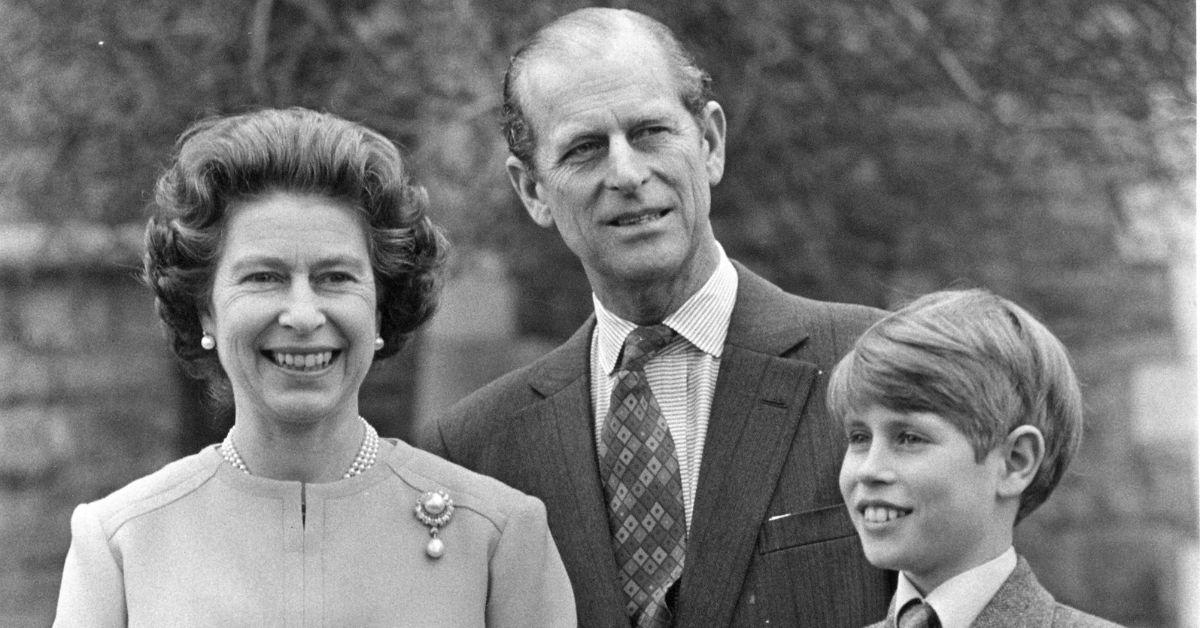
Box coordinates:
[971,556,1056,627]
[519,319,629,625]
[677,264,820,624]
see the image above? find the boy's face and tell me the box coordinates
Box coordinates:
[839,405,1014,593]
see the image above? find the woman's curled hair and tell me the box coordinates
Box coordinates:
[143,107,446,384]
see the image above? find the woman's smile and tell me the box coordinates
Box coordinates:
[264,349,340,372]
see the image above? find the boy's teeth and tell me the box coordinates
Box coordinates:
[271,351,333,371]
[863,506,908,523]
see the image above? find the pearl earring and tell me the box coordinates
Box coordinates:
[373,336,385,351]
[200,332,216,350]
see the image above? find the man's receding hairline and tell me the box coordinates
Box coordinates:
[513,13,669,103]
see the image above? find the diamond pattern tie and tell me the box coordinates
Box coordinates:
[598,324,686,628]
[897,599,940,628]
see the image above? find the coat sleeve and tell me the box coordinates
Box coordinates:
[53,503,127,627]
[486,495,577,627]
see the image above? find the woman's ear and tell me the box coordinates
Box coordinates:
[997,425,1046,499]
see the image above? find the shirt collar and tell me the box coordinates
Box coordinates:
[593,244,738,376]
[893,547,1017,628]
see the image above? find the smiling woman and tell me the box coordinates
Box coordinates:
[52,108,576,627]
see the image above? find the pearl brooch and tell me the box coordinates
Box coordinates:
[415,490,454,559]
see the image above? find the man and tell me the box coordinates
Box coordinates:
[418,8,892,626]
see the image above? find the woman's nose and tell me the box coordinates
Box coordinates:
[277,283,325,333]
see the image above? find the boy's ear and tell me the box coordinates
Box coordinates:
[997,425,1046,499]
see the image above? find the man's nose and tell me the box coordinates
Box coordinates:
[278,282,326,333]
[604,137,649,194]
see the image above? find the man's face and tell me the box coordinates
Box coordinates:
[507,32,726,305]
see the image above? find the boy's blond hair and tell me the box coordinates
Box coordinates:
[827,289,1082,522]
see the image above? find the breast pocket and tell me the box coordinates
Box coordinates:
[757,503,857,554]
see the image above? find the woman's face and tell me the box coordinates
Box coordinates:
[201,192,379,427]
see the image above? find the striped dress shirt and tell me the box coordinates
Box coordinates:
[590,248,738,528]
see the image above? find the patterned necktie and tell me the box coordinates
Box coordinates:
[897,599,940,628]
[598,324,687,628]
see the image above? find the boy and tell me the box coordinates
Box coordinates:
[827,289,1121,628]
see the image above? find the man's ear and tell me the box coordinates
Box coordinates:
[699,101,727,186]
[506,155,554,228]
[997,425,1046,499]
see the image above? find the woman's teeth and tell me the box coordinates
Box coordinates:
[863,506,909,523]
[270,351,334,371]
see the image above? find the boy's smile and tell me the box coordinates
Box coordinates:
[839,405,1015,594]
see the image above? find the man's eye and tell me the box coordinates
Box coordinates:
[633,125,669,140]
[564,140,603,161]
[322,272,356,284]
[896,432,925,446]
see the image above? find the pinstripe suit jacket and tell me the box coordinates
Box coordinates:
[867,556,1122,628]
[418,262,894,626]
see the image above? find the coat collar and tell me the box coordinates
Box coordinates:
[526,260,813,395]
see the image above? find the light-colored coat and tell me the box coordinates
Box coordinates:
[54,439,575,627]
[419,263,894,627]
[867,556,1123,628]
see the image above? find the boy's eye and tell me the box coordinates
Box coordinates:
[845,430,870,446]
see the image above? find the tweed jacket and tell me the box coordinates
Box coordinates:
[867,556,1122,628]
[419,262,894,627]
[54,439,575,627]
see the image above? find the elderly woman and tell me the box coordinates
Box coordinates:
[54,108,575,626]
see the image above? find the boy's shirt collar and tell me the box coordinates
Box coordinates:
[893,546,1017,628]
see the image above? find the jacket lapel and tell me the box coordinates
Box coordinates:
[971,556,1055,627]
[519,319,629,626]
[677,264,820,625]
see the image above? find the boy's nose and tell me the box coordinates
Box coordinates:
[853,444,896,484]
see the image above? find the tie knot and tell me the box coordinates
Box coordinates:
[618,325,676,372]
[897,599,939,628]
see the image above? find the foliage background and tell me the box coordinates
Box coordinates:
[0,0,1194,625]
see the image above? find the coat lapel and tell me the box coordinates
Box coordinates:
[677,264,820,625]
[519,319,629,626]
[971,556,1056,627]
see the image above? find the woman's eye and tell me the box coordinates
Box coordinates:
[244,272,279,283]
[846,431,870,446]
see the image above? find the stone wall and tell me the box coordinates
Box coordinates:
[0,225,182,623]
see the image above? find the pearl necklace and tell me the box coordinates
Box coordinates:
[219,417,380,479]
